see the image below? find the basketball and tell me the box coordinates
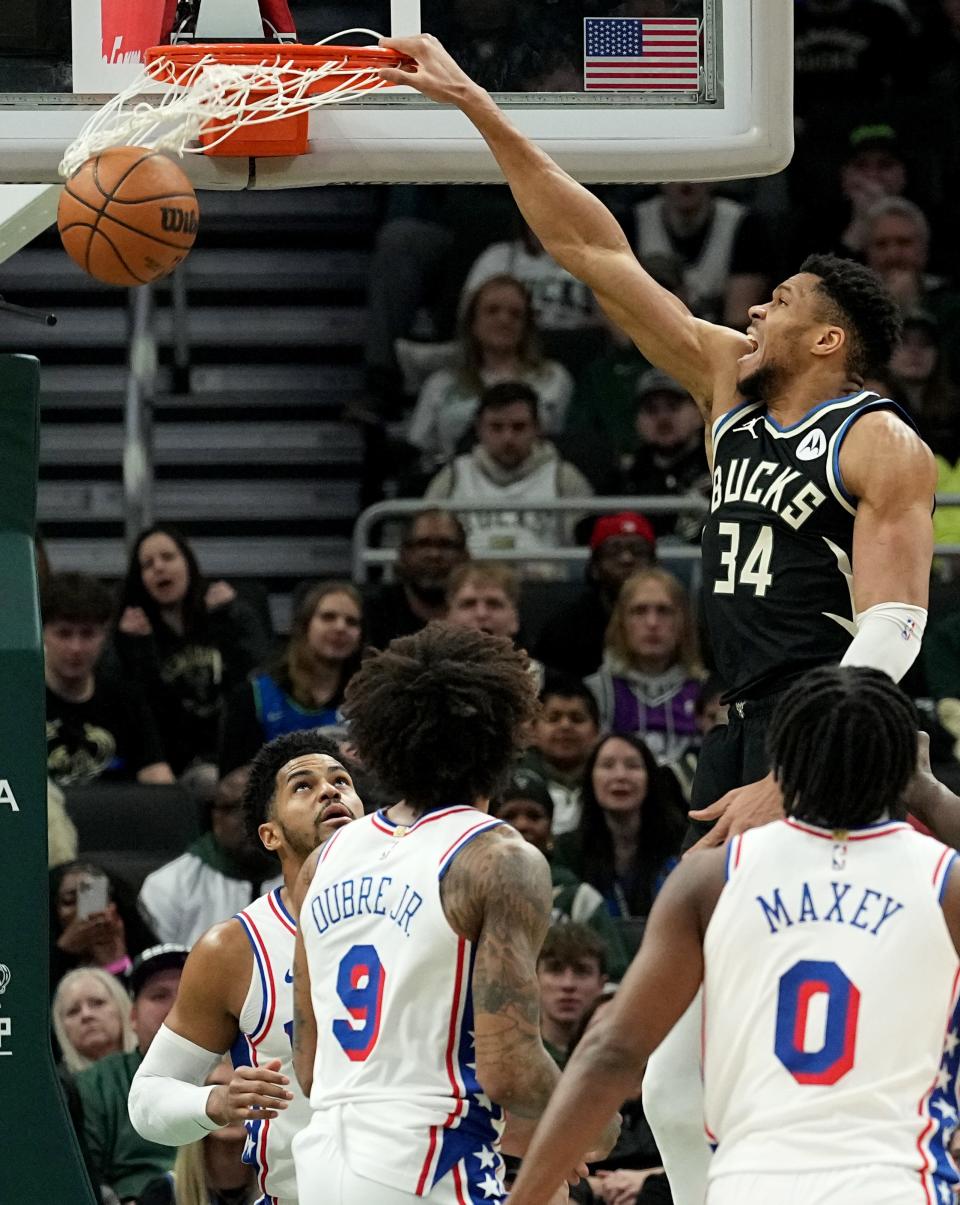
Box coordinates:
[57,146,199,287]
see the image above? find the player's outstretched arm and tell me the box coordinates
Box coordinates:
[507,851,724,1205]
[129,920,293,1143]
[291,847,322,1097]
[379,35,748,408]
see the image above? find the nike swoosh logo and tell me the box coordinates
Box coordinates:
[285,970,293,984]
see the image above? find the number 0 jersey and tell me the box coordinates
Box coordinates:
[232,888,311,1204]
[703,819,960,1198]
[701,391,915,701]
[296,807,507,1199]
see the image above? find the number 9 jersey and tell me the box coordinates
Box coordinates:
[295,806,507,1202]
[701,391,916,702]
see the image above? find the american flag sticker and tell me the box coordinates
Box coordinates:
[583,17,700,92]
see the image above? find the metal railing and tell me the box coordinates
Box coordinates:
[351,495,710,582]
[352,494,960,583]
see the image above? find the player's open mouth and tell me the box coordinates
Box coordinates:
[738,332,760,364]
[320,801,352,823]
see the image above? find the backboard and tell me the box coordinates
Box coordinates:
[0,0,793,188]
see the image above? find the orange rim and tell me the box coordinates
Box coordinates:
[146,42,413,74]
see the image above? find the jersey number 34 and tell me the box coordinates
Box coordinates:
[713,522,774,598]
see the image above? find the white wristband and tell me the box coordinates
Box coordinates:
[128,1023,226,1146]
[839,601,927,684]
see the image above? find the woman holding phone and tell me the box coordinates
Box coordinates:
[49,861,157,992]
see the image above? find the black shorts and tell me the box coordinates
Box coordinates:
[683,693,783,851]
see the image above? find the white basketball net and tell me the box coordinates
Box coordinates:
[60,29,393,178]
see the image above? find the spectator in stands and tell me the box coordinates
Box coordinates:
[792,0,918,123]
[460,216,603,339]
[115,525,270,787]
[632,183,771,326]
[445,560,548,688]
[835,123,910,260]
[360,185,518,416]
[218,582,362,775]
[50,860,158,991]
[519,675,600,835]
[888,309,960,461]
[536,923,608,1069]
[553,733,686,950]
[569,995,669,1204]
[407,276,573,469]
[616,369,711,542]
[138,765,281,949]
[137,1062,257,1205]
[863,196,960,320]
[534,513,657,679]
[363,508,468,649]
[52,967,136,1074]
[587,567,706,769]
[563,253,688,460]
[671,676,728,803]
[43,572,174,788]
[491,769,628,981]
[424,382,592,564]
[790,122,912,264]
[75,944,187,1204]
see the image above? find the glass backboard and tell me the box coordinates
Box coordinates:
[0,0,793,187]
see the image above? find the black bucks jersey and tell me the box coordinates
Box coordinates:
[701,390,916,702]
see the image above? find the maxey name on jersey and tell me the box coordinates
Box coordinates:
[754,880,905,936]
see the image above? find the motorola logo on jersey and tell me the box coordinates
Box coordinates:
[797,429,827,461]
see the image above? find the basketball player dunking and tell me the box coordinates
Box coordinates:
[508,666,960,1205]
[129,732,364,1205]
[379,35,937,1203]
[289,624,614,1205]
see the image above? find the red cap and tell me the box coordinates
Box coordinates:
[589,511,656,551]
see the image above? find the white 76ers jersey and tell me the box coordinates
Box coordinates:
[703,819,960,1202]
[298,807,507,1199]
[233,887,312,1204]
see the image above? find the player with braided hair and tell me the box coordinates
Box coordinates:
[508,665,960,1205]
[379,38,938,1202]
[767,665,918,830]
[289,622,614,1204]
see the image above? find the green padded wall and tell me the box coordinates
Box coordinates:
[0,354,97,1202]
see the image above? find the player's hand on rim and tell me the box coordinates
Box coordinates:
[205,1058,294,1126]
[687,771,784,852]
[377,34,479,105]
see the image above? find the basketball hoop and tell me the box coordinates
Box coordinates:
[59,30,413,176]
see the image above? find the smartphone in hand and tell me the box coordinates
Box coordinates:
[76,873,109,919]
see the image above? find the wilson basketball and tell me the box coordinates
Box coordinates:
[57,146,199,287]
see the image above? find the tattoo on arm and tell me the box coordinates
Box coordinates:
[444,830,560,1117]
